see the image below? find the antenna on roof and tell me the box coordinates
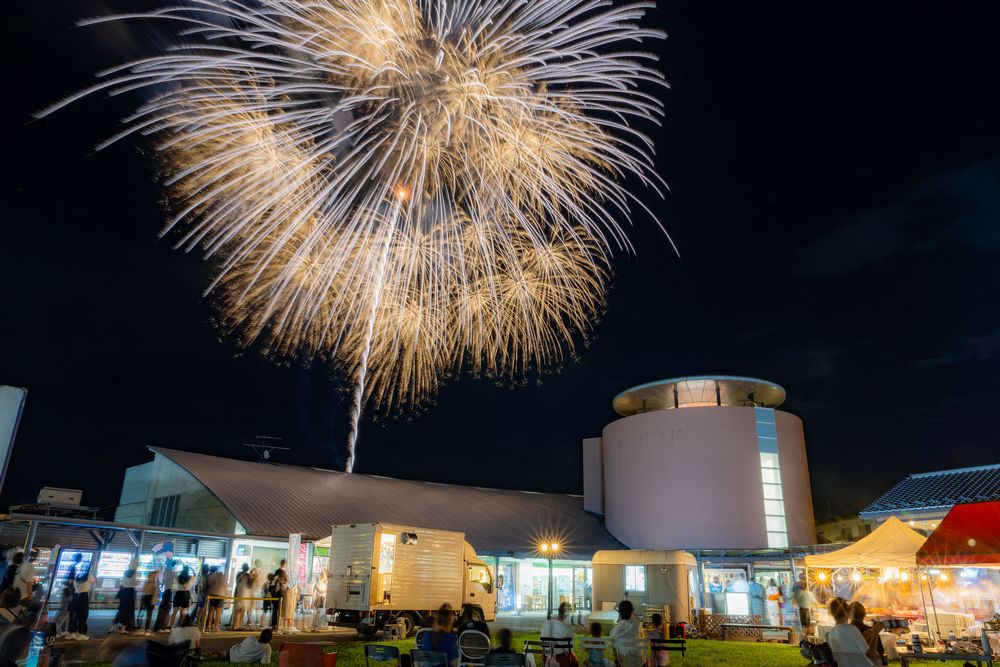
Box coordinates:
[244,436,289,464]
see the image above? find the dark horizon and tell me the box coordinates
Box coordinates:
[3,1,999,523]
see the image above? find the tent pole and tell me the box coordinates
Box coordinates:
[926,571,943,642]
[916,568,931,641]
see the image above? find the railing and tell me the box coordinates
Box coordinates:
[201,595,283,631]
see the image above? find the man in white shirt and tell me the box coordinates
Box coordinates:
[69,567,96,640]
[228,629,273,663]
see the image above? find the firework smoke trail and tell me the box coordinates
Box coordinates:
[345,203,401,473]
[42,0,671,471]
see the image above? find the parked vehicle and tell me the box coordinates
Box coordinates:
[325,523,496,637]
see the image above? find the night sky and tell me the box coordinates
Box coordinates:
[3,1,999,522]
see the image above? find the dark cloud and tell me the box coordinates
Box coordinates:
[797,160,1000,277]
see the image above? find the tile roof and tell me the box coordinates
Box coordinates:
[860,464,1000,517]
[151,447,621,557]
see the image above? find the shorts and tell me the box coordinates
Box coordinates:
[173,590,192,609]
[209,598,224,608]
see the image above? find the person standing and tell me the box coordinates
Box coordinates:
[794,582,818,634]
[115,559,139,634]
[708,575,725,614]
[170,566,194,627]
[7,553,34,605]
[154,560,176,632]
[310,569,327,631]
[249,560,264,629]
[68,561,95,640]
[748,577,766,618]
[764,579,782,626]
[269,562,288,630]
[206,566,227,632]
[232,563,253,630]
[139,568,160,636]
[195,564,210,629]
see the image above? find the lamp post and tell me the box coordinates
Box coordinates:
[540,542,560,619]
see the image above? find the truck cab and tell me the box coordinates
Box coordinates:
[463,543,496,621]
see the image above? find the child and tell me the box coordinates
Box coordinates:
[585,622,614,667]
[646,613,669,666]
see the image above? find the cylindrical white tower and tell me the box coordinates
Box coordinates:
[585,375,816,550]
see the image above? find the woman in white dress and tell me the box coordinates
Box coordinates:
[827,598,878,667]
[311,570,328,631]
[232,563,253,630]
[764,579,783,626]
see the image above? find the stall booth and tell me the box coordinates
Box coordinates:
[589,550,696,627]
[804,517,931,640]
[916,500,1000,647]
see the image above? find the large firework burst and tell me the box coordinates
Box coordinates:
[44,0,668,470]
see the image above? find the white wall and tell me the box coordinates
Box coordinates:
[600,406,815,549]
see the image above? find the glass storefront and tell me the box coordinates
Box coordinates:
[493,557,592,614]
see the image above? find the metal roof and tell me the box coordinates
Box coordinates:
[151,447,622,558]
[859,464,1000,518]
[612,375,786,415]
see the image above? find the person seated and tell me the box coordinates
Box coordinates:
[827,598,880,667]
[417,604,459,667]
[848,602,885,666]
[0,627,31,667]
[228,629,273,664]
[0,589,26,626]
[169,614,201,651]
[645,614,669,666]
[456,606,490,637]
[583,622,613,667]
[490,629,518,655]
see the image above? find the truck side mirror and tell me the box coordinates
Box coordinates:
[497,574,504,590]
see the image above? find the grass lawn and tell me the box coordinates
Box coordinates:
[84,634,805,667]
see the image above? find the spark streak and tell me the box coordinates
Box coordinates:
[43,0,669,470]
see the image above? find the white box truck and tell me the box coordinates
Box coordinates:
[326,523,496,637]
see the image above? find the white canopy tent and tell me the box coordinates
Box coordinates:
[805,517,927,569]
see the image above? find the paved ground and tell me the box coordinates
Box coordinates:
[46,610,558,663]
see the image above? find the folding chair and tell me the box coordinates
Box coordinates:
[411,649,449,667]
[539,637,573,657]
[366,644,402,667]
[484,654,526,667]
[648,637,686,662]
[458,630,492,667]
[414,628,433,648]
[579,637,611,667]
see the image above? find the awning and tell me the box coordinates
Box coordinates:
[916,500,1000,567]
[593,549,696,567]
[804,516,926,569]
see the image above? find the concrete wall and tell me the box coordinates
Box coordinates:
[582,437,604,514]
[114,453,239,534]
[600,406,815,550]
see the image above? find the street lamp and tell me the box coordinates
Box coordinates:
[540,542,560,619]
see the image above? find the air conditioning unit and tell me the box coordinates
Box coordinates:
[37,487,82,505]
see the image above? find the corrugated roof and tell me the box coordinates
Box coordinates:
[151,447,621,557]
[860,464,1000,517]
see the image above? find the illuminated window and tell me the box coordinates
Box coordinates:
[755,408,788,549]
[625,565,646,592]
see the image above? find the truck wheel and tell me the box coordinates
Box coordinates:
[397,612,417,638]
[466,606,484,622]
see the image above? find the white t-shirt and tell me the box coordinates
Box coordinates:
[731,579,749,593]
[75,573,95,594]
[169,625,201,649]
[13,565,34,600]
[828,623,876,667]
[229,637,272,664]
[162,569,177,592]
